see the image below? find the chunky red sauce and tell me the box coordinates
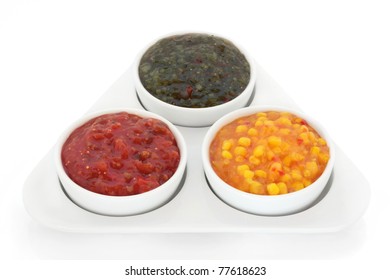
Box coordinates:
[61,112,180,196]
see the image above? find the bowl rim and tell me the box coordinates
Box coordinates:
[132,30,257,113]
[202,105,336,202]
[54,108,188,203]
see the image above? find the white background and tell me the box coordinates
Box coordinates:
[0,0,389,278]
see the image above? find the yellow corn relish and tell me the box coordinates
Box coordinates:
[209,111,330,195]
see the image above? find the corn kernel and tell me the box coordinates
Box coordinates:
[257,112,267,117]
[255,169,267,178]
[222,139,233,150]
[311,146,320,155]
[243,170,255,179]
[221,150,232,159]
[237,164,250,174]
[270,162,282,172]
[292,182,304,191]
[249,181,264,194]
[264,125,278,135]
[245,178,254,184]
[253,145,265,157]
[236,125,248,133]
[267,183,280,195]
[303,178,312,187]
[318,153,330,164]
[234,146,247,156]
[290,152,304,162]
[276,117,292,126]
[291,169,302,180]
[277,182,288,194]
[268,136,282,147]
[318,138,327,146]
[308,132,316,141]
[300,125,309,132]
[303,169,311,178]
[247,128,258,136]
[299,132,310,144]
[306,161,318,176]
[280,174,292,183]
[255,118,266,127]
[238,137,251,147]
[267,150,275,161]
[249,155,260,165]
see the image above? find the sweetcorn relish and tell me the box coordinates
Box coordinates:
[209,111,330,195]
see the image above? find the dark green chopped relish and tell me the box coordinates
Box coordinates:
[138,33,250,108]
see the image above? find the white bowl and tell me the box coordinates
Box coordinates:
[133,31,256,127]
[54,108,187,216]
[202,106,335,216]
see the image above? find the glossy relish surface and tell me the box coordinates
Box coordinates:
[209,111,330,195]
[139,33,250,108]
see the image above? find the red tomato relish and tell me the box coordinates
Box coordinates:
[61,112,180,196]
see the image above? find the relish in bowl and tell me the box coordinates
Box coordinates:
[202,106,335,216]
[138,33,250,108]
[55,109,187,216]
[134,31,256,127]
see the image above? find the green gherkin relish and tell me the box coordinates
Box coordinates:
[139,33,250,108]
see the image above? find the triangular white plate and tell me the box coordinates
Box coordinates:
[23,64,370,233]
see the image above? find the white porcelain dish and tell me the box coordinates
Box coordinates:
[133,31,256,127]
[23,64,370,233]
[54,108,187,216]
[202,106,335,216]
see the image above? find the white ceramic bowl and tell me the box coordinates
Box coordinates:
[133,31,256,127]
[55,108,187,216]
[202,106,335,216]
